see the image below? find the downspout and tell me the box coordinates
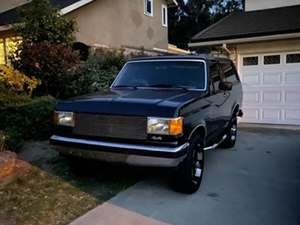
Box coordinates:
[222,43,231,55]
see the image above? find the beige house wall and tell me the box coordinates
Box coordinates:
[245,0,300,11]
[66,0,169,50]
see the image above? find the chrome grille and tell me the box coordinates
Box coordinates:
[73,113,147,140]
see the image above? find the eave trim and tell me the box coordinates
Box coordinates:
[188,32,300,47]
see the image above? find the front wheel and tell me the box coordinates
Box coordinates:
[220,117,238,148]
[173,136,205,194]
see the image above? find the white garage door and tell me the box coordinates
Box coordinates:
[239,52,300,125]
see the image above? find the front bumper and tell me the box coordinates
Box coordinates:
[50,135,189,167]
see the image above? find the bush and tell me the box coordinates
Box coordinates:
[80,49,127,92]
[0,92,31,108]
[0,65,40,96]
[0,96,56,151]
[11,43,80,98]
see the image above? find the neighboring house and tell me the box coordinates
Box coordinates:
[190,0,300,126]
[0,0,178,64]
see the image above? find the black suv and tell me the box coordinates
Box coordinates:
[50,55,243,193]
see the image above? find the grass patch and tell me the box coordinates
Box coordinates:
[0,167,98,225]
[0,158,139,225]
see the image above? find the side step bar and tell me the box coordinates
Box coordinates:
[203,135,227,151]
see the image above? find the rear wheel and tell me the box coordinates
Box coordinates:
[173,136,205,194]
[220,117,237,148]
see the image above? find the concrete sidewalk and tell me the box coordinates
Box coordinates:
[71,128,300,225]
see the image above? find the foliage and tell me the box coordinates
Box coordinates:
[81,49,127,91]
[168,0,243,49]
[0,92,31,108]
[0,65,40,96]
[212,0,243,22]
[0,96,56,150]
[14,0,76,45]
[11,43,80,98]
[0,131,7,152]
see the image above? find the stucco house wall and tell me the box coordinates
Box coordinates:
[66,0,169,50]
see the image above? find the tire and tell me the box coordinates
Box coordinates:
[173,136,205,194]
[220,116,238,148]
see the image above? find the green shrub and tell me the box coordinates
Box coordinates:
[0,96,56,151]
[0,92,31,108]
[80,49,127,92]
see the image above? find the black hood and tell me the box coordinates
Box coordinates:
[56,89,206,117]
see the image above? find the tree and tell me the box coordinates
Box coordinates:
[11,0,81,97]
[14,0,76,45]
[168,0,243,49]
[212,0,243,23]
[169,0,212,49]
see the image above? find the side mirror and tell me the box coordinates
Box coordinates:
[219,81,233,91]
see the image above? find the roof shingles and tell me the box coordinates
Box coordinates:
[192,5,300,43]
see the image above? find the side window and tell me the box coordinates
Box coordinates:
[209,62,221,94]
[161,4,168,27]
[220,61,238,82]
[144,0,153,17]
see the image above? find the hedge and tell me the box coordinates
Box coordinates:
[0,96,56,150]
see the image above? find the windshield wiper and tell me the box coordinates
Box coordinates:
[113,85,137,89]
[147,84,191,90]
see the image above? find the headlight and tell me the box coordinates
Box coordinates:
[147,117,183,136]
[54,111,75,127]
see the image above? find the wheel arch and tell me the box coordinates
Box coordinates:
[232,104,240,117]
[188,123,207,143]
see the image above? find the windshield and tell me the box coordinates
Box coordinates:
[112,60,206,90]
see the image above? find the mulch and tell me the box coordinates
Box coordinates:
[0,151,32,187]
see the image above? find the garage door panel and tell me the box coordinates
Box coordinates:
[285,91,300,105]
[242,108,260,121]
[243,91,260,104]
[240,52,300,125]
[262,109,281,121]
[242,72,260,85]
[285,110,300,122]
[262,72,281,85]
[262,91,281,104]
[284,71,300,84]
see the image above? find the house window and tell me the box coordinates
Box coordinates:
[264,55,280,65]
[162,4,168,27]
[144,0,153,16]
[286,53,300,64]
[243,56,258,66]
[0,37,22,65]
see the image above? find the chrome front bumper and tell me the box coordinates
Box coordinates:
[50,135,189,167]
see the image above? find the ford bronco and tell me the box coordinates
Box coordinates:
[50,55,243,193]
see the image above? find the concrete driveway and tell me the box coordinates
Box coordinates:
[71,127,300,225]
